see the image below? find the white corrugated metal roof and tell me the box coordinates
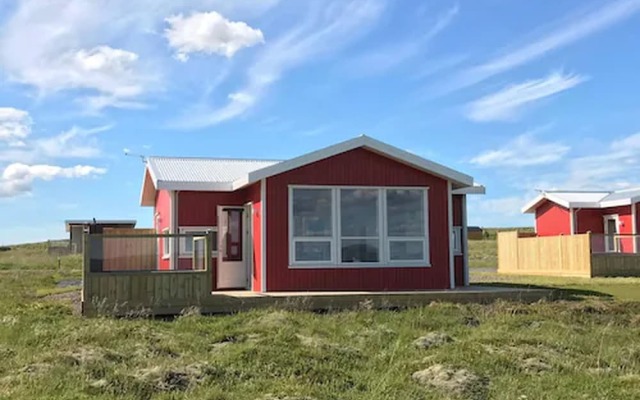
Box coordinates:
[601,188,640,204]
[147,157,281,190]
[140,135,482,206]
[522,188,640,213]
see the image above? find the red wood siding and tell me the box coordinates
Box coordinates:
[155,190,171,270]
[452,195,463,226]
[535,200,571,236]
[575,208,604,234]
[454,256,464,287]
[573,205,634,252]
[179,190,248,226]
[265,147,452,291]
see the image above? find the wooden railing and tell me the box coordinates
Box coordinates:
[82,232,215,315]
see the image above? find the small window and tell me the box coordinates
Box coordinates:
[452,226,462,255]
[179,227,217,256]
[162,228,170,259]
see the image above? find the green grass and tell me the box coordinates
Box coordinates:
[1,242,640,399]
[472,271,640,302]
[468,240,497,269]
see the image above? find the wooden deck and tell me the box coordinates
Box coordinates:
[82,232,555,317]
[82,285,555,316]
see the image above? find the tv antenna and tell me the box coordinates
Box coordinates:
[123,148,147,163]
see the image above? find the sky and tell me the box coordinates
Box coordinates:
[0,0,639,245]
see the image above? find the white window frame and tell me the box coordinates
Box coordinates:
[603,214,620,253]
[289,187,336,265]
[178,226,218,257]
[288,185,430,268]
[452,226,462,255]
[162,228,170,259]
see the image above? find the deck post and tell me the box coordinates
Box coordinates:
[205,230,213,295]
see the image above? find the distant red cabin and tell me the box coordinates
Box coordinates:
[523,190,640,253]
[140,136,484,292]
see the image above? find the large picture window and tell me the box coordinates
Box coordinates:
[289,186,429,267]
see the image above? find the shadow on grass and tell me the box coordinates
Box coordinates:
[478,282,614,301]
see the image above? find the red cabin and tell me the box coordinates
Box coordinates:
[523,189,640,253]
[139,136,484,292]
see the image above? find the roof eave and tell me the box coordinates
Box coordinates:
[155,180,234,192]
[452,184,486,195]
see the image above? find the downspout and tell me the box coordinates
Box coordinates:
[573,208,582,235]
[569,207,574,235]
[447,181,455,289]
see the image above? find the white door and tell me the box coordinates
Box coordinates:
[217,206,249,289]
[604,216,618,252]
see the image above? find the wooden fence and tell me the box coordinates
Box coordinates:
[498,231,592,277]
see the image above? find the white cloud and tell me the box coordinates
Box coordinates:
[344,4,459,76]
[0,107,32,146]
[0,0,279,111]
[564,132,640,189]
[174,0,386,128]
[0,108,108,164]
[0,163,106,198]
[165,11,264,61]
[473,196,528,218]
[34,125,109,159]
[449,0,640,91]
[466,72,587,122]
[0,0,153,111]
[471,131,570,167]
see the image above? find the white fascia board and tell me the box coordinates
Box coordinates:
[599,199,632,208]
[155,180,234,192]
[543,193,571,209]
[453,185,485,195]
[239,135,474,188]
[521,194,546,214]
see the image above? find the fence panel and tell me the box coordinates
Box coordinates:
[498,232,591,277]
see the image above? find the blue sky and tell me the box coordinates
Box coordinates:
[1,0,640,244]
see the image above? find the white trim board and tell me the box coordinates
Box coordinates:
[260,179,267,292]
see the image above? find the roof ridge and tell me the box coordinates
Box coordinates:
[148,156,283,162]
[544,189,611,193]
[611,186,640,193]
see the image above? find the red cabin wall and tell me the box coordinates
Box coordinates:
[535,200,571,236]
[174,184,262,286]
[265,147,452,292]
[452,195,465,287]
[245,183,263,292]
[155,190,172,270]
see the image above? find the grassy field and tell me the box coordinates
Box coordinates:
[1,243,640,399]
